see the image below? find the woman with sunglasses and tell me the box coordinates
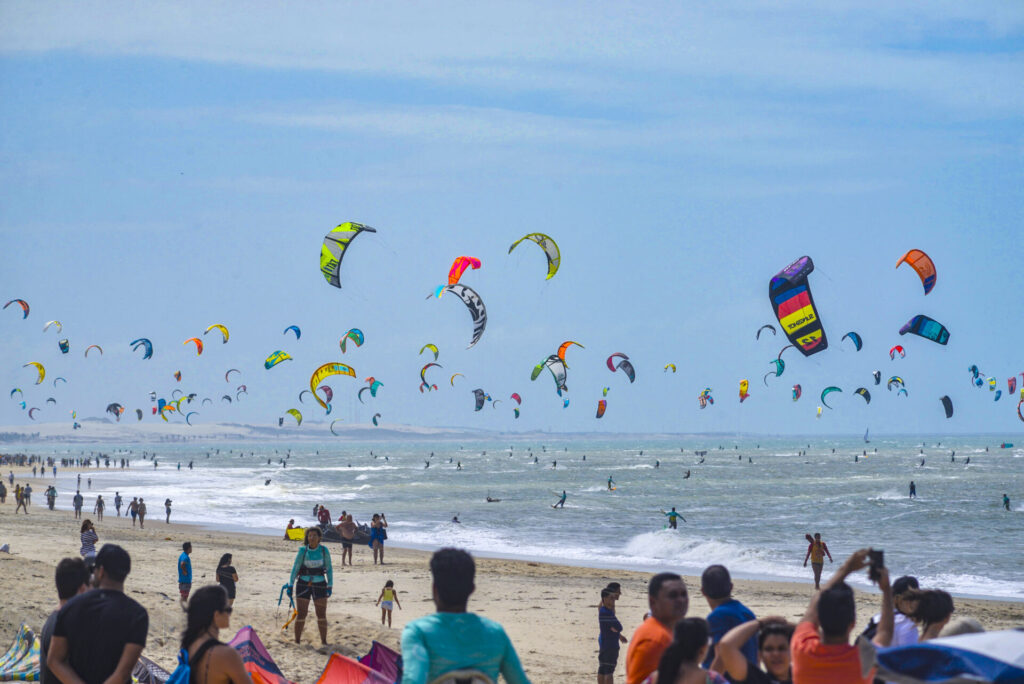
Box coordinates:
[716,617,794,684]
[181,585,250,683]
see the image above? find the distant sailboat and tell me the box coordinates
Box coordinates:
[864,428,870,443]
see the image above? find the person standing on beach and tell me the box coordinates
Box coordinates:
[803,533,833,590]
[137,498,147,528]
[48,544,149,684]
[0,481,6,504]
[598,587,627,684]
[94,495,105,521]
[216,553,239,607]
[79,520,99,561]
[22,483,31,508]
[165,498,172,523]
[114,491,122,517]
[129,497,139,527]
[39,558,90,684]
[72,490,83,519]
[178,542,193,610]
[626,572,689,684]
[15,485,28,514]
[288,527,333,646]
[337,512,356,566]
[400,547,530,684]
[909,481,917,499]
[370,513,388,565]
[375,579,402,627]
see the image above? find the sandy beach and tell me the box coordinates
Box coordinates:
[1,493,1021,684]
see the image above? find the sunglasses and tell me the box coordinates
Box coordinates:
[219,606,233,614]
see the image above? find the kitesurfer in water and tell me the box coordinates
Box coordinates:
[909,481,916,499]
[607,476,615,491]
[661,507,685,529]
[1004,494,1011,511]
[683,470,691,479]
[553,491,567,508]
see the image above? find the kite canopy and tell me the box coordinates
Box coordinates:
[265,351,293,369]
[596,399,607,418]
[205,324,229,343]
[739,379,749,402]
[664,364,676,373]
[372,413,381,426]
[614,359,636,383]
[443,284,487,348]
[3,299,29,318]
[315,652,391,684]
[340,328,364,352]
[899,315,950,345]
[131,338,153,359]
[792,384,802,401]
[420,343,439,360]
[286,408,302,426]
[508,233,560,280]
[769,256,828,356]
[183,337,204,355]
[606,353,629,372]
[283,325,301,340]
[320,222,376,288]
[472,389,487,411]
[448,256,482,286]
[940,395,953,418]
[842,332,862,351]
[820,386,842,409]
[756,324,776,340]
[557,340,584,367]
[895,248,936,295]
[23,362,45,384]
[854,388,871,404]
[227,626,297,684]
[309,363,355,409]
[875,630,1024,684]
[889,345,905,360]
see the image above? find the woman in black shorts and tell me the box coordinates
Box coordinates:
[215,553,239,607]
[288,528,333,645]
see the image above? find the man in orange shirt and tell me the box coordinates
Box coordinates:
[625,572,689,684]
[791,549,893,684]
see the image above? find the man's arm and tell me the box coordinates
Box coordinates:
[47,636,86,684]
[871,568,894,647]
[800,549,870,626]
[803,544,811,566]
[100,643,143,684]
[399,624,429,684]
[825,543,834,562]
[500,632,531,684]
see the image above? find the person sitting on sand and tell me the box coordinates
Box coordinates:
[284,519,296,540]
[802,533,833,590]
[716,617,794,684]
[180,585,250,683]
[401,547,530,684]
[791,549,894,684]
[626,572,689,684]
[900,588,954,641]
[655,617,728,684]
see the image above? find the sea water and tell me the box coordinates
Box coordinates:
[17,435,1024,600]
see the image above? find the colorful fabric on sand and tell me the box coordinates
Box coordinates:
[315,653,392,684]
[228,626,297,684]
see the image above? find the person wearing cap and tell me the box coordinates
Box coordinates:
[48,544,149,684]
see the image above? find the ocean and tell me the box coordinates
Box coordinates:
[12,435,1024,601]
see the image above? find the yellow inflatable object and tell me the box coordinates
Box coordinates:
[286,527,305,541]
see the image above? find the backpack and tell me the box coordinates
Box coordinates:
[166,639,220,684]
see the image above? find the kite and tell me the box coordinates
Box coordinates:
[3,299,29,318]
[448,256,482,286]
[320,221,377,288]
[899,315,950,345]
[9,389,22,399]
[596,400,607,418]
[492,400,502,410]
[106,403,125,421]
[330,419,343,436]
[339,328,364,352]
[854,388,871,404]
[183,337,204,355]
[873,371,881,385]
[602,387,609,397]
[47,397,56,405]
[563,398,570,408]
[887,376,905,391]
[987,377,996,391]
[43,320,62,334]
[508,233,560,280]
[442,284,487,348]
[821,386,842,409]
[58,339,69,354]
[421,362,443,386]
[309,363,355,409]
[28,407,39,420]
[131,338,153,359]
[1009,378,1017,395]
[896,249,936,295]
[286,408,302,426]
[53,377,66,386]
[557,341,584,367]
[174,371,182,381]
[298,390,313,404]
[264,351,292,369]
[510,393,522,405]
[225,369,240,382]
[201,398,213,406]
[606,353,629,372]
[777,345,795,361]
[357,387,371,404]
[533,355,568,393]
[792,384,802,401]
[889,345,905,360]
[614,359,636,383]
[420,343,439,360]
[84,345,103,357]
[665,364,677,373]
[514,408,520,419]
[23,362,44,384]
[450,373,464,386]
[135,408,143,420]
[739,379,749,403]
[473,389,487,411]
[898,388,908,397]
[1018,399,1024,423]
[769,256,828,356]
[372,413,381,426]
[283,325,301,340]
[367,379,383,396]
[185,412,198,425]
[204,324,229,343]
[842,332,862,352]
[756,324,777,340]
[816,406,822,418]
[318,386,333,404]
[172,389,183,399]
[968,365,981,381]
[994,390,1002,402]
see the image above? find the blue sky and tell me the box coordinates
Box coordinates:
[1,2,1021,435]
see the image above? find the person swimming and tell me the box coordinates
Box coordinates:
[451,515,460,524]
[683,470,691,479]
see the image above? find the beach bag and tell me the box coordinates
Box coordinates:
[166,640,219,684]
[380,526,387,540]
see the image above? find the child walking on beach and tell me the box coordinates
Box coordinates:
[375,580,401,627]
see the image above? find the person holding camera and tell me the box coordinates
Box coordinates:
[370,513,388,565]
[791,549,893,684]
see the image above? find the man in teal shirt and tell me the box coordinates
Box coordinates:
[178,542,192,609]
[401,548,530,684]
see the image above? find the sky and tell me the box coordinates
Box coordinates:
[1,1,1022,436]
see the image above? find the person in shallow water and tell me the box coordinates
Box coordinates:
[909,481,917,499]
[802,533,833,590]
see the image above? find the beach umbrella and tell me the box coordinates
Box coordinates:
[875,630,1024,684]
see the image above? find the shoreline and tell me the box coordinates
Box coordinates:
[2,507,1023,683]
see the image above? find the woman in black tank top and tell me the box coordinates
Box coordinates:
[181,585,250,683]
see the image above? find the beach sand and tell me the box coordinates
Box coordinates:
[1,503,1021,683]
